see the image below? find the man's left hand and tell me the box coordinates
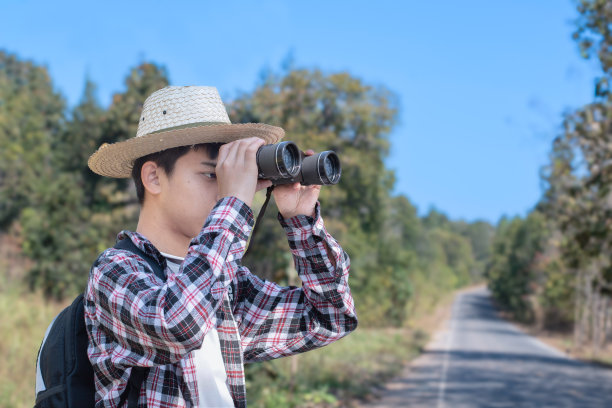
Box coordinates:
[273,150,321,219]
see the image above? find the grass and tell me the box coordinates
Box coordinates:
[0,276,462,408]
[245,327,428,408]
[0,282,68,408]
[244,286,467,408]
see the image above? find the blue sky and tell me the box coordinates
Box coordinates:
[0,0,602,224]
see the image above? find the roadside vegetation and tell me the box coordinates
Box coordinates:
[486,0,612,365]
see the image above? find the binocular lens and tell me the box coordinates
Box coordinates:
[322,152,341,184]
[282,146,298,172]
[301,151,341,185]
[257,141,302,180]
[257,141,342,185]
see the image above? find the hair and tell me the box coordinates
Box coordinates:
[131,143,223,205]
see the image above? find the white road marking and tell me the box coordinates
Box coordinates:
[437,294,460,408]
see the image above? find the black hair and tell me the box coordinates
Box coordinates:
[131,143,223,205]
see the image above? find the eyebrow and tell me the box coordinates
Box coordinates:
[200,161,217,168]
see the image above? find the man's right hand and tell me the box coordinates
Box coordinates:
[216,137,272,208]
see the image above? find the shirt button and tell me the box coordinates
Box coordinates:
[227,254,234,262]
[242,225,250,233]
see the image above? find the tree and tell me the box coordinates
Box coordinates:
[486,212,548,323]
[230,67,399,287]
[0,50,65,228]
[53,79,105,205]
[524,0,612,351]
[3,54,492,321]
[18,62,170,298]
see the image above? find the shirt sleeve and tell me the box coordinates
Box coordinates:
[234,203,358,362]
[85,196,253,367]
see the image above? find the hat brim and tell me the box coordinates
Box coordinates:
[88,122,285,178]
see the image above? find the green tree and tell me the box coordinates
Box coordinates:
[94,63,169,212]
[0,50,65,228]
[483,1,612,350]
[53,78,105,205]
[19,62,170,298]
[20,173,96,298]
[4,54,492,318]
[230,67,398,287]
[486,212,548,323]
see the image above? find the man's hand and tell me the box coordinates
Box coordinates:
[273,150,321,219]
[216,137,272,208]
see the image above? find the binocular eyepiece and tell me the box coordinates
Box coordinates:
[256,141,341,185]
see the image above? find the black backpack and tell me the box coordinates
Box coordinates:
[34,238,166,408]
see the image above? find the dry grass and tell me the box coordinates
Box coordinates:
[1,286,428,408]
[510,320,612,367]
[246,327,428,408]
[0,282,68,408]
[0,273,472,408]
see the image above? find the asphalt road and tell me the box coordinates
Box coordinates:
[364,286,612,408]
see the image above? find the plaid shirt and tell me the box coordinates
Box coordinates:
[84,196,357,407]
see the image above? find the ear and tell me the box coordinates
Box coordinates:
[141,161,163,197]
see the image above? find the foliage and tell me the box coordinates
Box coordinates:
[230,67,486,326]
[0,51,490,323]
[245,327,427,407]
[486,212,548,323]
[0,283,69,407]
[574,0,612,95]
[0,50,65,228]
[484,2,612,351]
[14,61,168,297]
[231,68,398,281]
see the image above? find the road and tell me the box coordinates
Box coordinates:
[364,286,612,408]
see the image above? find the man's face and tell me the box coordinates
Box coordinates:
[157,148,219,240]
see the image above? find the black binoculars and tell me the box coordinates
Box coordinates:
[256,141,341,185]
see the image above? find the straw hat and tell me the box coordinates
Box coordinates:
[88,86,285,178]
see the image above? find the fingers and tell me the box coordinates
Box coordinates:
[218,137,264,169]
[234,138,251,165]
[222,142,238,169]
[216,142,231,166]
[215,137,270,207]
[256,179,273,191]
[242,138,265,172]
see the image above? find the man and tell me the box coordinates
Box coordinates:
[84,86,357,407]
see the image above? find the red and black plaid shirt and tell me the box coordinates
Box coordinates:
[84,196,357,407]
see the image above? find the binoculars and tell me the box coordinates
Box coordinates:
[256,141,341,185]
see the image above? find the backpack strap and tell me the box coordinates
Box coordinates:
[117,366,148,408]
[114,237,166,281]
[113,237,166,408]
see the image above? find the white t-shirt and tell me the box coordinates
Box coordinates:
[161,252,234,408]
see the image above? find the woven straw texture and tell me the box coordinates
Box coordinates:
[88,86,284,178]
[136,86,231,137]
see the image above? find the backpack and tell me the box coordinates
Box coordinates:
[34,238,166,408]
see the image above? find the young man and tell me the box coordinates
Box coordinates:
[85,86,357,407]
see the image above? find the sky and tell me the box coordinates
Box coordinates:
[0,0,602,224]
